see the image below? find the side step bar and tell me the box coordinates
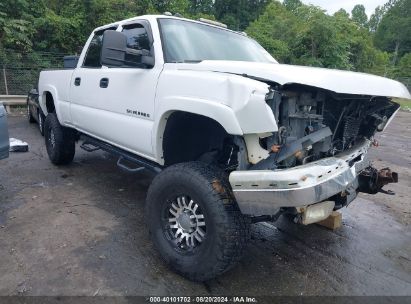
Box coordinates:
[117,156,145,173]
[80,142,100,152]
[80,134,162,174]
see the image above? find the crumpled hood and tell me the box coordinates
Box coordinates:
[174,60,411,99]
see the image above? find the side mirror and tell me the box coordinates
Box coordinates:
[101,30,154,68]
[101,30,128,67]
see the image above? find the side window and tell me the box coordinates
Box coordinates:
[83,27,117,68]
[122,24,150,52]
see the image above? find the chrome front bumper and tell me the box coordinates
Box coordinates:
[229,140,371,216]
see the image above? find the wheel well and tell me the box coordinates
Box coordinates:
[45,92,55,113]
[162,112,237,167]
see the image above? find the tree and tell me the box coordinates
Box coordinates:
[0,0,405,80]
[214,0,269,30]
[351,4,368,27]
[395,53,411,77]
[334,8,349,19]
[292,5,351,69]
[246,0,389,74]
[246,1,296,62]
[369,5,385,32]
[152,0,190,15]
[188,0,214,15]
[283,0,302,12]
[374,0,411,64]
[0,0,40,51]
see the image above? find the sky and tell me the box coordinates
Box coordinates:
[300,0,389,16]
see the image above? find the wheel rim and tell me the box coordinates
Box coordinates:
[163,195,206,251]
[27,105,30,118]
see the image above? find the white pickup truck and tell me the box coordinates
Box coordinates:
[38,14,411,281]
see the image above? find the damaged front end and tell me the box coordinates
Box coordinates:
[256,85,399,171]
[229,85,400,223]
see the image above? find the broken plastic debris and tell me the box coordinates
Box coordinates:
[9,138,29,152]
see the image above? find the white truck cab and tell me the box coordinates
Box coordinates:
[38,15,410,281]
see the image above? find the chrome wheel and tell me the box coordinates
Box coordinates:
[165,196,206,250]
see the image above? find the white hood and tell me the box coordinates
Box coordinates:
[175,61,411,99]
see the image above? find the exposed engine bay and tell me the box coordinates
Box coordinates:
[254,85,400,170]
[224,85,401,218]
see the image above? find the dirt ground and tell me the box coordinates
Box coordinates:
[0,111,410,297]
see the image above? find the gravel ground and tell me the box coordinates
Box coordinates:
[0,111,410,297]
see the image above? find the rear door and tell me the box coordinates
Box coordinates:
[0,104,9,160]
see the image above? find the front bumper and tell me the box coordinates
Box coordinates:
[229,140,371,216]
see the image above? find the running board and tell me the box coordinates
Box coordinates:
[80,142,101,152]
[80,135,162,174]
[117,156,145,173]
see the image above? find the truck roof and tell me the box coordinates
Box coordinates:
[93,14,240,35]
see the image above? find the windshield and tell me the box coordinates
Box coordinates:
[158,18,277,64]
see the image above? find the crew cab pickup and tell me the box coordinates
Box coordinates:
[38,15,411,281]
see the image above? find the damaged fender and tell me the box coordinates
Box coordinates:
[152,68,278,164]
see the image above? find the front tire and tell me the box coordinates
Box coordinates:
[146,162,250,281]
[44,113,76,165]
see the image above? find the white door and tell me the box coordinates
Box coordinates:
[70,23,162,159]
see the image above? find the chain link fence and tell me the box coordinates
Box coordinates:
[0,50,71,95]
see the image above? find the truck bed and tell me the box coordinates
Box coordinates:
[38,69,75,124]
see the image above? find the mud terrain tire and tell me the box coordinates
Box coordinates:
[44,113,75,165]
[146,161,250,281]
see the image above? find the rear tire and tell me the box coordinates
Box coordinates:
[146,161,250,281]
[27,102,35,123]
[44,113,76,165]
[38,110,45,136]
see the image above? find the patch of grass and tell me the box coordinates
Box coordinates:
[393,98,411,112]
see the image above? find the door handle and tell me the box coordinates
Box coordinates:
[100,78,109,88]
[74,77,81,86]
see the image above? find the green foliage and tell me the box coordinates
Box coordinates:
[188,0,214,15]
[334,9,349,19]
[293,5,352,69]
[214,0,269,30]
[246,2,295,62]
[153,0,190,15]
[395,53,411,77]
[351,4,368,27]
[369,5,385,32]
[245,0,402,77]
[0,0,37,51]
[34,6,85,53]
[374,0,411,64]
[283,0,302,12]
[0,0,409,81]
